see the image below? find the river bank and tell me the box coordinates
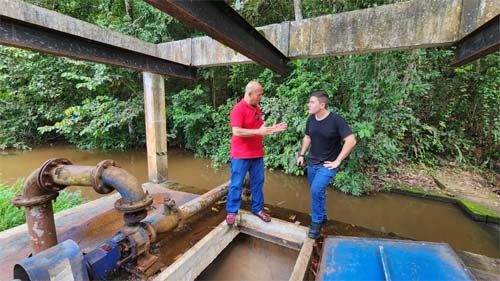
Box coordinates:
[380,164,500,224]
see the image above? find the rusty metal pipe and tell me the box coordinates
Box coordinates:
[13,158,153,254]
[25,204,58,254]
[148,182,229,237]
[51,165,94,186]
[102,166,145,203]
[178,182,229,219]
[13,169,59,254]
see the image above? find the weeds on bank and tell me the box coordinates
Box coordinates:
[0,179,84,231]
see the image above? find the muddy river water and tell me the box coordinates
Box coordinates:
[0,146,498,258]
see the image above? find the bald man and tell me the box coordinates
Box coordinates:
[226,81,287,225]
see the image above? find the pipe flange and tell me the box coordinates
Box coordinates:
[141,222,157,244]
[38,158,73,192]
[124,210,148,225]
[12,192,59,207]
[114,194,154,213]
[92,160,118,194]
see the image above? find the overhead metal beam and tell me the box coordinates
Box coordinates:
[452,14,500,67]
[0,16,197,79]
[143,0,289,75]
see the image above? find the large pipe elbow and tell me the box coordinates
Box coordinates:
[102,166,145,203]
[21,169,46,199]
[12,169,59,254]
[102,166,153,225]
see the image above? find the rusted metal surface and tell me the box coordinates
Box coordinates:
[92,160,118,194]
[24,204,58,254]
[143,0,288,75]
[12,169,59,253]
[39,158,73,192]
[452,14,500,67]
[148,181,229,236]
[51,164,93,187]
[0,16,197,79]
[103,166,154,224]
[12,159,155,257]
[178,181,229,219]
[0,184,198,280]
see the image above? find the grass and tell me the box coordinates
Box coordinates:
[0,179,85,231]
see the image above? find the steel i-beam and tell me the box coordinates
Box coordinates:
[0,16,197,79]
[144,0,289,75]
[452,14,500,67]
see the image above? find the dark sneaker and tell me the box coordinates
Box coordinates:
[321,215,328,226]
[226,212,237,225]
[308,222,322,239]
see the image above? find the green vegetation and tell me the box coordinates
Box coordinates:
[0,180,84,231]
[0,0,498,195]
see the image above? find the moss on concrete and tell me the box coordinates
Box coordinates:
[390,185,500,224]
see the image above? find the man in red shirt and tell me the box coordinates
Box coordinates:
[226,81,287,225]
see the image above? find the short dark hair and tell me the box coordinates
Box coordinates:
[311,91,329,105]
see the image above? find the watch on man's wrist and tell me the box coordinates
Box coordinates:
[298,154,304,157]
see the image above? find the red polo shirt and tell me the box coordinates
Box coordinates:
[230,100,264,159]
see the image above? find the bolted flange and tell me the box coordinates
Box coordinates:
[37,158,72,192]
[92,160,118,194]
[114,191,154,214]
[12,192,58,207]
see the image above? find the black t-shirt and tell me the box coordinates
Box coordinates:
[305,112,353,166]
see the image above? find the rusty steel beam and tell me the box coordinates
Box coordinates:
[452,14,500,67]
[143,0,288,75]
[0,16,197,79]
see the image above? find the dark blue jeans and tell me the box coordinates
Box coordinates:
[307,165,338,223]
[226,158,265,214]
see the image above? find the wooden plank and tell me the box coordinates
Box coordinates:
[289,237,315,281]
[238,211,308,250]
[153,221,239,281]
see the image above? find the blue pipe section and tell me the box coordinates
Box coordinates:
[101,166,145,203]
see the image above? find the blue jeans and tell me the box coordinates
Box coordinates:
[226,158,265,214]
[307,165,338,223]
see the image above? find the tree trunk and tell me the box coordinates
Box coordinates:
[293,0,303,21]
[125,0,134,21]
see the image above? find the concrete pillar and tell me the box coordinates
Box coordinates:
[143,72,168,183]
[294,0,303,21]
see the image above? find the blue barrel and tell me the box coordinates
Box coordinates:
[318,237,474,281]
[14,239,89,281]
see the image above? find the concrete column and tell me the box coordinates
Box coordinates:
[143,72,168,183]
[294,0,303,21]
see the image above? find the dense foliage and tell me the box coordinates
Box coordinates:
[0,180,84,231]
[1,0,498,195]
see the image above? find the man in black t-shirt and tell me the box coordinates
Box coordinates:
[296,91,357,239]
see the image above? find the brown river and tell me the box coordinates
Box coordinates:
[0,145,498,258]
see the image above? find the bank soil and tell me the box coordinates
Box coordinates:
[381,165,500,215]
